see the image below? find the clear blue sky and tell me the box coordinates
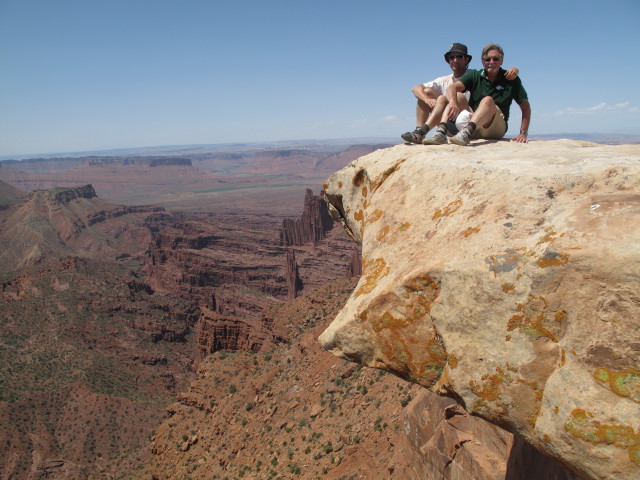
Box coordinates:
[1,0,639,156]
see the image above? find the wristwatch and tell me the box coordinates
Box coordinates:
[520,130,528,135]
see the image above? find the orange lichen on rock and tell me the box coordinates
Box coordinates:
[536,251,570,268]
[502,282,515,293]
[366,209,383,224]
[470,366,513,403]
[432,199,463,220]
[447,353,458,369]
[462,227,480,237]
[376,225,390,242]
[564,409,640,465]
[397,222,411,231]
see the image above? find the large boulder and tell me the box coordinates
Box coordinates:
[319,140,640,480]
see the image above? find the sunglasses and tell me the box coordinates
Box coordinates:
[448,54,465,60]
[483,56,501,62]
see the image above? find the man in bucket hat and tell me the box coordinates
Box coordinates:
[401,43,519,144]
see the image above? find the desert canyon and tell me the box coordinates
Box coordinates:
[0,139,637,480]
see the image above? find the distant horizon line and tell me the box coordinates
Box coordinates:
[2,132,640,161]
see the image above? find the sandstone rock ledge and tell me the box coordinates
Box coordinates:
[318,139,640,480]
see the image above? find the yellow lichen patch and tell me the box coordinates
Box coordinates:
[560,349,566,366]
[593,368,640,403]
[376,225,390,242]
[354,210,364,221]
[506,294,562,343]
[555,311,566,322]
[398,222,411,231]
[323,183,329,190]
[462,227,480,237]
[362,186,368,198]
[564,409,640,465]
[536,251,570,268]
[432,199,463,220]
[543,434,552,443]
[502,282,515,293]
[355,258,390,297]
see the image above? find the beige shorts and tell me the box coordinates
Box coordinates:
[471,106,506,140]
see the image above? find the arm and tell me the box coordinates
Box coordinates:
[412,85,439,108]
[445,81,466,120]
[504,67,519,80]
[511,101,531,143]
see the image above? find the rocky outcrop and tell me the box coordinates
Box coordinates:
[279,189,334,247]
[396,390,573,479]
[196,313,265,359]
[319,140,640,480]
[29,184,97,204]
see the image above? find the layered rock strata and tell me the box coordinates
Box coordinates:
[319,140,640,480]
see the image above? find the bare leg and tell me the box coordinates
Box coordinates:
[414,86,439,126]
[402,86,440,143]
[469,96,497,128]
[437,92,470,126]
[424,95,449,129]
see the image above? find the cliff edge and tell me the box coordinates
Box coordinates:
[318,139,640,480]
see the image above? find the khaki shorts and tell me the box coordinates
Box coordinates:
[471,106,506,140]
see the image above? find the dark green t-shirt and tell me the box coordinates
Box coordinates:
[459,68,528,126]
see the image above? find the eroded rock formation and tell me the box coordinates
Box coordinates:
[319,140,640,480]
[279,188,334,247]
[286,248,303,300]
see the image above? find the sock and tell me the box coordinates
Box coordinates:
[467,122,477,133]
[418,124,431,135]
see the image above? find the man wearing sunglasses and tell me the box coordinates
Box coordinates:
[401,43,519,144]
[428,43,530,146]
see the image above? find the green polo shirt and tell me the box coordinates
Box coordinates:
[459,68,528,126]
